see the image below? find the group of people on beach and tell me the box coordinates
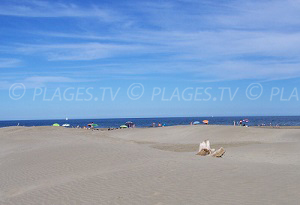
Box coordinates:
[258,123,280,127]
[152,122,166,127]
[233,119,249,127]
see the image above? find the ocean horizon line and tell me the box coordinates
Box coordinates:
[1,115,300,122]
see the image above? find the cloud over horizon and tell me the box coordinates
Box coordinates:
[1,0,300,82]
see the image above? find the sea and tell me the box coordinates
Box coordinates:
[1,116,300,128]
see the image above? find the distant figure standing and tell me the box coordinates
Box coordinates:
[152,122,156,127]
[233,121,236,126]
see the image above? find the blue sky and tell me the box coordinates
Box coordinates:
[1,0,300,120]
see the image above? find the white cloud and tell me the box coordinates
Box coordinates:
[24,76,77,83]
[14,43,144,61]
[210,0,300,30]
[0,0,120,22]
[0,81,11,89]
[0,58,21,68]
[0,74,95,90]
[1,0,300,82]
[192,61,300,82]
[7,28,300,81]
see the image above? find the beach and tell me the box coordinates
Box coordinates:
[0,125,300,205]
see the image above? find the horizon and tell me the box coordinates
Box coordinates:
[1,0,300,119]
[2,115,300,122]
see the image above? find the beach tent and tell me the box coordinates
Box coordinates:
[193,121,200,125]
[120,125,128,128]
[88,123,98,127]
[53,123,60,126]
[125,121,135,128]
[202,120,209,124]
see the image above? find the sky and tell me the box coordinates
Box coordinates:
[1,0,300,120]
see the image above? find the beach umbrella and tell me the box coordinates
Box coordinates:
[125,121,134,128]
[202,120,209,124]
[53,123,60,126]
[193,121,200,125]
[120,125,128,128]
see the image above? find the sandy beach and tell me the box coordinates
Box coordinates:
[0,125,300,205]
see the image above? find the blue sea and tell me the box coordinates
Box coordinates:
[1,116,300,128]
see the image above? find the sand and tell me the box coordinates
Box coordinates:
[0,125,299,205]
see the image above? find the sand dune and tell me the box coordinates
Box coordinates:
[0,125,300,204]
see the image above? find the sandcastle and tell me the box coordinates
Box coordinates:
[196,140,225,157]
